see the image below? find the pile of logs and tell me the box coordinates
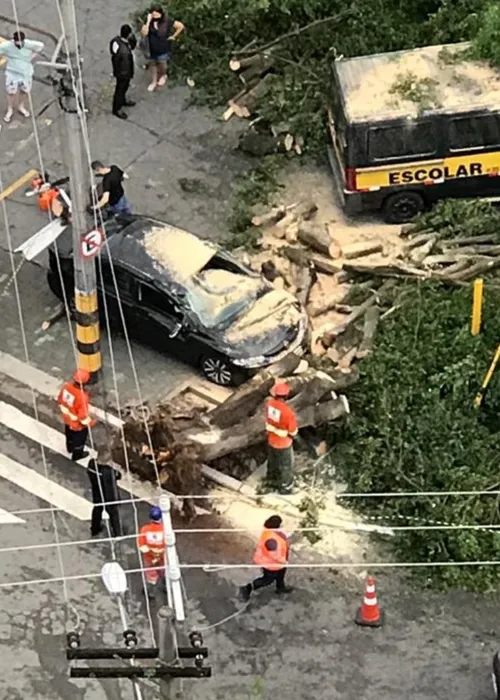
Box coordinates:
[344,223,500,284]
[222,44,303,156]
[114,354,352,513]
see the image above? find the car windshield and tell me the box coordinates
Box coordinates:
[185,268,265,329]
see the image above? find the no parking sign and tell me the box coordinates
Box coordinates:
[80,228,104,259]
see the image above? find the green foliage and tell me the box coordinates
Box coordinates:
[389,72,440,113]
[226,156,281,248]
[413,199,500,239]
[133,0,492,155]
[470,3,500,66]
[334,281,500,591]
[298,494,325,545]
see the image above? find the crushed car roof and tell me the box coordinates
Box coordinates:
[102,218,217,285]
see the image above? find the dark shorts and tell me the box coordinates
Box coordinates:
[151,52,169,64]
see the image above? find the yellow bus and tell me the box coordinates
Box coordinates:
[327,42,500,223]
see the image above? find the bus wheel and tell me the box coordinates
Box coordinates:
[382,191,424,224]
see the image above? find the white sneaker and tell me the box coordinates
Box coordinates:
[4,109,13,123]
[18,106,30,118]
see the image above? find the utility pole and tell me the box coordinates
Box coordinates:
[57,0,101,381]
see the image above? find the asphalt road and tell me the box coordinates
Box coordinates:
[2,1,500,699]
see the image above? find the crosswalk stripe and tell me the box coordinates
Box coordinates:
[0,453,93,521]
[0,399,163,507]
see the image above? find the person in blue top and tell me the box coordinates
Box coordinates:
[140,5,184,93]
[0,31,44,123]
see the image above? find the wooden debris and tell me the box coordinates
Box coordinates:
[357,306,380,359]
[252,206,286,228]
[291,260,316,306]
[297,222,331,256]
[343,260,428,280]
[341,241,383,260]
[409,236,437,264]
[285,221,299,243]
[338,346,358,372]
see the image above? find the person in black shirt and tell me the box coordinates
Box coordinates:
[87,447,123,538]
[141,5,184,92]
[109,24,137,120]
[91,160,132,215]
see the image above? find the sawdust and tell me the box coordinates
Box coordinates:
[187,268,263,324]
[343,43,500,121]
[143,224,215,280]
[224,289,301,343]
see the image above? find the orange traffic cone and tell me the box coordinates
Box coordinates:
[355,575,384,627]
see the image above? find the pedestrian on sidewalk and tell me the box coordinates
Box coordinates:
[57,369,96,461]
[141,5,185,92]
[0,31,44,123]
[264,382,298,493]
[91,161,132,215]
[240,515,293,601]
[109,24,137,120]
[87,447,123,538]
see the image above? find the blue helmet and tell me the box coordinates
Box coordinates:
[150,506,162,522]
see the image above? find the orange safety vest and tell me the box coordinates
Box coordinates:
[137,522,165,557]
[38,188,59,212]
[253,528,289,571]
[265,397,298,449]
[57,382,94,431]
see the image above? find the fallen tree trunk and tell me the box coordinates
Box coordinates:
[288,370,338,410]
[188,396,350,461]
[310,254,342,275]
[343,260,428,280]
[297,222,331,256]
[403,232,437,252]
[252,206,285,227]
[454,256,500,281]
[409,236,437,264]
[207,353,301,429]
[439,233,499,247]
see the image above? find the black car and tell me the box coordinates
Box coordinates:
[47,215,308,385]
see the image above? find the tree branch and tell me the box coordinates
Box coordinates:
[234,9,356,56]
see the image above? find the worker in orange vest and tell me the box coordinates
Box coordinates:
[265,382,298,493]
[57,369,95,460]
[240,515,293,601]
[137,506,165,587]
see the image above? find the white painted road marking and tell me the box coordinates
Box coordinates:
[0,505,25,525]
[0,453,93,521]
[0,399,163,507]
[0,350,124,428]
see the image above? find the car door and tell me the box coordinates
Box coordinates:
[97,260,136,332]
[134,281,194,359]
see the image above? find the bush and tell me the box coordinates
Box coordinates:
[413,198,500,239]
[334,281,500,591]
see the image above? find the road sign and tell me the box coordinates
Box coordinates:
[81,228,104,258]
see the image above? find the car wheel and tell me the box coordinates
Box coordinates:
[382,191,425,224]
[200,355,236,386]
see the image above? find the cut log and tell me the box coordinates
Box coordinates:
[297,222,331,256]
[438,258,471,276]
[338,346,358,372]
[281,245,310,267]
[229,52,273,75]
[235,73,275,112]
[454,256,500,281]
[288,370,339,410]
[335,304,353,314]
[252,206,286,228]
[321,281,393,347]
[269,212,298,239]
[403,232,436,252]
[409,236,437,264]
[356,306,380,359]
[207,353,301,429]
[291,260,316,306]
[328,239,343,259]
[273,276,286,290]
[439,243,500,256]
[189,396,349,461]
[285,221,299,243]
[293,200,318,221]
[343,260,427,279]
[341,241,383,260]
[399,223,419,237]
[325,345,340,365]
[310,254,342,275]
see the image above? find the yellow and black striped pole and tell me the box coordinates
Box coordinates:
[75,289,101,377]
[58,0,101,382]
